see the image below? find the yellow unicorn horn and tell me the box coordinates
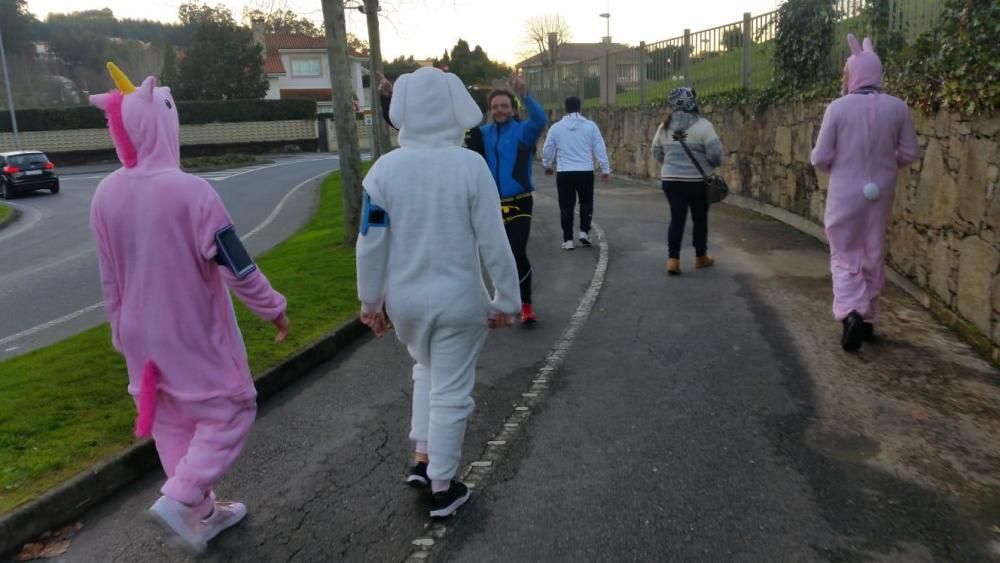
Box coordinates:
[107,62,136,94]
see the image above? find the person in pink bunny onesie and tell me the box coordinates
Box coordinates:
[811,35,920,351]
[89,63,290,553]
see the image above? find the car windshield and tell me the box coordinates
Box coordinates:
[8,154,49,166]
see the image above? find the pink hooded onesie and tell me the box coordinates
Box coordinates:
[811,35,920,323]
[89,64,287,515]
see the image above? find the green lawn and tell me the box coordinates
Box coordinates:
[181,153,270,172]
[0,167,367,515]
[0,203,11,224]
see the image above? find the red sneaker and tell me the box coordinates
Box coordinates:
[520,303,536,325]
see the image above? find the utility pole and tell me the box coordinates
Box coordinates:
[0,24,22,150]
[363,0,391,159]
[322,0,364,245]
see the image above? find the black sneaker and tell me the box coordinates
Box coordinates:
[406,462,429,488]
[861,322,875,342]
[841,311,864,351]
[429,481,471,518]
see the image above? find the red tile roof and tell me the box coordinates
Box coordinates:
[262,33,363,74]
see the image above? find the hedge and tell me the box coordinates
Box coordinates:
[0,99,318,133]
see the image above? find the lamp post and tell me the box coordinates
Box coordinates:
[0,23,21,150]
[599,12,610,44]
[599,11,611,105]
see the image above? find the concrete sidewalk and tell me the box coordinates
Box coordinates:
[14,173,1000,562]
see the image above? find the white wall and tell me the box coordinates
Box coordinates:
[263,52,370,109]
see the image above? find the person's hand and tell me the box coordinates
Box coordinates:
[273,313,290,343]
[508,73,527,97]
[601,173,610,182]
[488,309,514,329]
[361,309,387,337]
[544,168,554,176]
[377,72,393,96]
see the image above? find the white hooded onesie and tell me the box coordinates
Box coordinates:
[355,67,521,482]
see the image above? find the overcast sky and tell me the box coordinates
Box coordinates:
[25,0,782,65]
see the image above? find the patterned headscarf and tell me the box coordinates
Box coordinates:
[668,87,699,114]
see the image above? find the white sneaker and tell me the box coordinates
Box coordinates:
[578,231,592,246]
[561,240,575,250]
[148,496,247,554]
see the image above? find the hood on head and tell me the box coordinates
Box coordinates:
[562,112,585,131]
[389,67,483,149]
[89,62,180,170]
[844,34,883,93]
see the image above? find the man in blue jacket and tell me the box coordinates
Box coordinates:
[378,73,547,324]
[480,75,547,324]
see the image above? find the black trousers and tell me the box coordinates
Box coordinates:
[501,194,533,304]
[555,171,595,242]
[662,180,709,259]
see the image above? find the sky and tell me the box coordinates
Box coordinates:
[24,0,783,65]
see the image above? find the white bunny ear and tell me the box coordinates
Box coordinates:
[138,76,156,102]
[445,73,482,129]
[388,74,409,128]
[862,37,875,53]
[847,33,862,56]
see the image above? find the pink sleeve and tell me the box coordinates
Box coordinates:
[811,104,838,171]
[196,188,287,321]
[896,105,920,166]
[89,201,122,351]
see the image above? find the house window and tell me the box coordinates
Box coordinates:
[291,58,322,77]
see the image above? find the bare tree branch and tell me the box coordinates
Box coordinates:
[520,14,571,66]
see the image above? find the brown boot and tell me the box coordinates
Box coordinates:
[694,255,715,269]
[667,258,681,275]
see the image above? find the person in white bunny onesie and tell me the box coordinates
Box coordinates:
[355,67,521,518]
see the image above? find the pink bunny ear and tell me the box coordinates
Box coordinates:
[138,76,156,101]
[89,93,114,111]
[862,37,875,53]
[847,34,862,56]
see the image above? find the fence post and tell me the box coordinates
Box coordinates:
[638,41,646,106]
[683,29,691,87]
[742,12,752,89]
[578,61,585,99]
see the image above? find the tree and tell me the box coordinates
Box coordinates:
[174,3,268,100]
[243,7,321,36]
[520,14,571,66]
[722,28,742,52]
[433,39,510,86]
[160,43,178,87]
[0,0,37,55]
[346,33,368,55]
[383,55,421,79]
[433,49,450,70]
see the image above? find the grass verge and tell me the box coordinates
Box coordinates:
[181,153,270,172]
[0,166,367,515]
[0,203,11,224]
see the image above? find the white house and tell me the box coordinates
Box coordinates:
[252,24,371,114]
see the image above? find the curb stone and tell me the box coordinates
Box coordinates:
[0,207,21,232]
[0,317,367,558]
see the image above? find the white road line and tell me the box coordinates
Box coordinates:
[406,221,610,562]
[0,167,335,349]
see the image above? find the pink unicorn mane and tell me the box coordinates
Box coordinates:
[105,91,139,168]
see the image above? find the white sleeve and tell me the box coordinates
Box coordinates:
[470,160,520,315]
[591,122,610,174]
[541,123,558,170]
[355,166,390,313]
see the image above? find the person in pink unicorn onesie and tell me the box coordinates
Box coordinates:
[88,63,291,553]
[356,67,521,518]
[811,35,920,351]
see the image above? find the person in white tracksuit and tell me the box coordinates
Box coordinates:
[355,66,522,518]
[541,96,611,250]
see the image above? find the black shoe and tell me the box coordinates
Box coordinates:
[861,322,875,342]
[429,481,471,518]
[841,311,864,351]
[405,462,429,488]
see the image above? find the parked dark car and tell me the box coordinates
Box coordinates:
[1,151,60,199]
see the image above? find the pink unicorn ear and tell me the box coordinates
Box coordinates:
[89,93,113,111]
[847,34,862,56]
[138,76,156,102]
[862,37,875,53]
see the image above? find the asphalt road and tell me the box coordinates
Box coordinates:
[12,172,1000,562]
[0,155,339,359]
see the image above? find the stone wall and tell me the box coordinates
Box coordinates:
[554,103,1000,360]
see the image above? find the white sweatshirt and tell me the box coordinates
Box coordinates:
[541,113,611,174]
[356,67,521,335]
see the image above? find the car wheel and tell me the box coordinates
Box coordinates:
[1,182,10,200]
[50,184,60,194]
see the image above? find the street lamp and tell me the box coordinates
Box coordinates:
[599,12,610,44]
[0,23,21,150]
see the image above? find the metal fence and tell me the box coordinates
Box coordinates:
[523,0,943,108]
